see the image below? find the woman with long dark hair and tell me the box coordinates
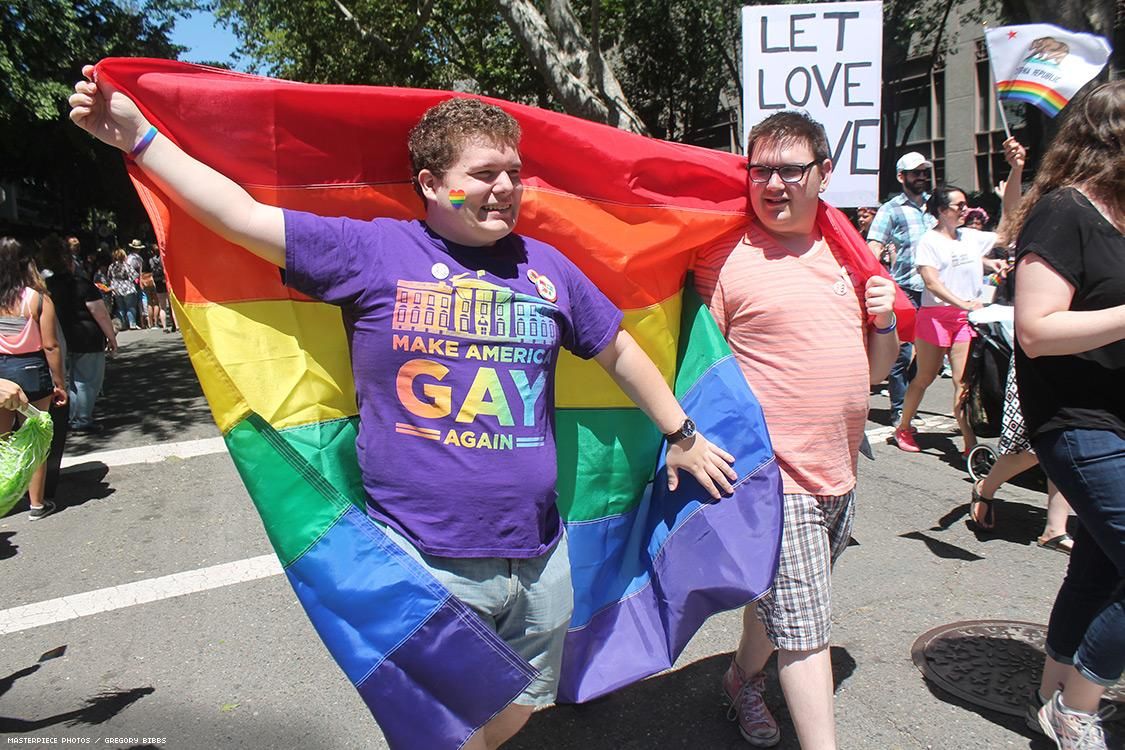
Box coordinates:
[1012,80,1124,750]
[0,237,68,519]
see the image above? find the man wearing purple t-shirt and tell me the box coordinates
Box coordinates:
[71,69,738,749]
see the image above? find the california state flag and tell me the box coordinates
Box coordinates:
[985,24,1112,117]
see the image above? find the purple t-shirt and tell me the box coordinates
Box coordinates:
[284,211,623,558]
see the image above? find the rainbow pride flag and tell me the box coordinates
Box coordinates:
[985,24,1111,117]
[95,58,904,748]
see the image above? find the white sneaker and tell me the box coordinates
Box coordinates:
[1038,690,1115,749]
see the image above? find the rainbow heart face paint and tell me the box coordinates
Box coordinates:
[426,141,522,245]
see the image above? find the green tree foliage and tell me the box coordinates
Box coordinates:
[602,0,741,141]
[206,0,740,139]
[0,0,185,235]
[1,0,180,122]
[211,0,551,106]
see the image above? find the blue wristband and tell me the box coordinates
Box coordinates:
[874,313,897,335]
[129,126,158,158]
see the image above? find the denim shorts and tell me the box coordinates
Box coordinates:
[0,352,52,402]
[380,523,574,707]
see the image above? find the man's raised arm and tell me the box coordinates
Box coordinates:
[69,65,286,269]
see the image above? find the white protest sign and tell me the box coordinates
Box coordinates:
[741,2,883,207]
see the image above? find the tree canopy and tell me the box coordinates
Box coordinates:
[6,0,1113,239]
[0,0,185,238]
[206,0,743,140]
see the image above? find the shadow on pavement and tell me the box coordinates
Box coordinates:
[899,531,984,561]
[933,501,972,531]
[0,686,154,733]
[65,333,209,452]
[0,531,16,560]
[509,648,856,749]
[931,486,1059,551]
[1,465,114,524]
[0,664,41,701]
[53,465,115,509]
[966,502,1052,548]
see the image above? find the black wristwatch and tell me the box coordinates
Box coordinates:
[664,418,697,444]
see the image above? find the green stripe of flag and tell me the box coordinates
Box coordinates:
[225,416,361,566]
[555,409,660,522]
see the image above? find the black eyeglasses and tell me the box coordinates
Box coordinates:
[747,161,819,184]
[904,169,932,177]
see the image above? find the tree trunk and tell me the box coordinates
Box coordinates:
[494,0,649,134]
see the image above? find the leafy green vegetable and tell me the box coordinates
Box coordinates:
[0,404,54,516]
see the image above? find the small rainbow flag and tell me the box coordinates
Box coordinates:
[985,24,1112,117]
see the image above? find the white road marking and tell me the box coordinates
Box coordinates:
[61,436,228,473]
[66,419,951,471]
[16,415,951,636]
[0,554,283,635]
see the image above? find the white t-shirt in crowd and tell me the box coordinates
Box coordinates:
[914,227,998,308]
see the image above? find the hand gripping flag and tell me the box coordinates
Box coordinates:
[985,24,1112,117]
[94,58,911,748]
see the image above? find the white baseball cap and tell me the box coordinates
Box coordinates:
[896,152,932,173]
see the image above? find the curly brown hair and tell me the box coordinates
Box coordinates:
[407,97,521,199]
[1008,80,1124,237]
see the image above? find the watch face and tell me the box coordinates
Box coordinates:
[681,418,696,438]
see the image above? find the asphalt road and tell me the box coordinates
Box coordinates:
[0,328,1120,749]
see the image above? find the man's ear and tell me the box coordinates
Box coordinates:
[417,169,440,203]
[895,171,906,187]
[818,159,833,192]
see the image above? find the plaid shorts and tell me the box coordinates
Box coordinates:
[755,490,856,652]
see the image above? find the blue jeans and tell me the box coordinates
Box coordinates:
[114,292,138,329]
[888,288,923,419]
[67,351,106,427]
[1034,428,1125,686]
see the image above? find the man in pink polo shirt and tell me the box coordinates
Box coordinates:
[695,111,899,749]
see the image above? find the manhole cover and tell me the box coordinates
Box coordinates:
[912,620,1125,718]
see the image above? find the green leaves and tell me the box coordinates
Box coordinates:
[0,0,183,124]
[0,0,184,233]
[208,0,548,105]
[203,0,741,138]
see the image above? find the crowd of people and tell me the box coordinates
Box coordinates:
[27,63,1121,750]
[854,140,1078,549]
[849,82,1123,750]
[0,229,179,519]
[81,237,175,334]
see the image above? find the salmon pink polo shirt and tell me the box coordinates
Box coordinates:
[695,222,871,496]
